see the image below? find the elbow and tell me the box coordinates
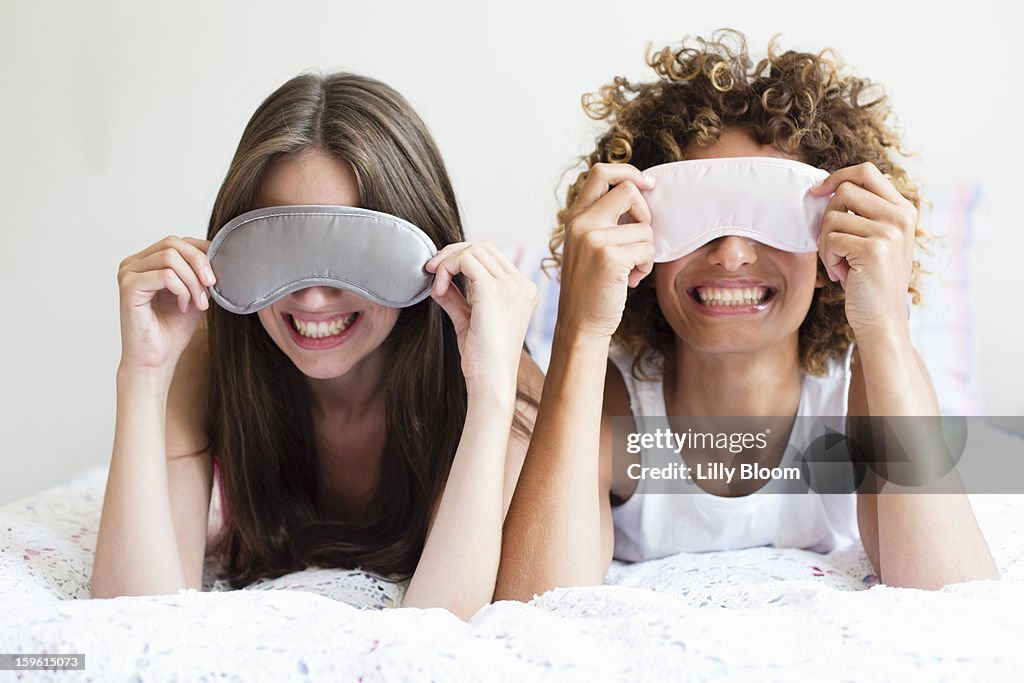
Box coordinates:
[878,559,1002,590]
[88,567,114,599]
[451,601,486,622]
[492,588,537,604]
[401,575,496,621]
[89,575,121,600]
[400,594,489,622]
[494,559,607,603]
[492,573,586,604]
[491,582,534,604]
[88,570,191,599]
[493,564,537,604]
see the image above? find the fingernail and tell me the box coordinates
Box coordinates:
[204,267,215,284]
[201,291,209,307]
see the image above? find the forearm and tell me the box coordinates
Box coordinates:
[856,328,937,416]
[91,366,187,597]
[857,331,999,587]
[495,326,610,602]
[402,387,514,619]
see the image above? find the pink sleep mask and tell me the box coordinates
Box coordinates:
[641,157,832,262]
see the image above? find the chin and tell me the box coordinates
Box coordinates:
[289,353,363,379]
[693,339,766,356]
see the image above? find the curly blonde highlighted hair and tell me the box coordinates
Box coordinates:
[547,28,928,377]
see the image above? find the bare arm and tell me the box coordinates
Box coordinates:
[92,236,216,597]
[165,317,215,590]
[403,242,541,620]
[811,163,999,589]
[404,350,542,618]
[494,331,614,601]
[851,341,1000,589]
[92,319,214,596]
[498,352,545,520]
[495,163,655,602]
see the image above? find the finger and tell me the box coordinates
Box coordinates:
[570,163,655,220]
[583,180,653,228]
[124,236,216,288]
[820,231,867,285]
[432,248,495,298]
[476,241,519,275]
[180,237,212,254]
[178,237,217,285]
[623,241,657,288]
[818,211,876,281]
[129,248,209,311]
[810,162,908,206]
[171,237,217,286]
[425,241,471,273]
[435,248,494,286]
[578,224,655,286]
[462,244,508,280]
[820,208,876,240]
[123,268,193,314]
[580,222,654,249]
[431,281,471,331]
[824,181,905,225]
[129,235,198,265]
[429,243,473,297]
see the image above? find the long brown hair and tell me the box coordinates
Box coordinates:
[546,29,930,378]
[206,72,536,587]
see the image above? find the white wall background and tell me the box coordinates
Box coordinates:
[1,0,1021,504]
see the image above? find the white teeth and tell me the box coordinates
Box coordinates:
[696,287,769,307]
[290,313,357,338]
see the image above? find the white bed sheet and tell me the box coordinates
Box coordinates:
[3,426,1023,681]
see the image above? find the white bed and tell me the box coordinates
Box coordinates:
[3,423,1023,681]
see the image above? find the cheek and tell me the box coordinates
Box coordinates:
[780,254,821,311]
[653,264,672,292]
[256,308,275,335]
[653,260,687,299]
[791,254,821,290]
[367,306,400,337]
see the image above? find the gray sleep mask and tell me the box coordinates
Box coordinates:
[206,204,438,314]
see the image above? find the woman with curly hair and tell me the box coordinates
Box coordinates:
[496,29,998,599]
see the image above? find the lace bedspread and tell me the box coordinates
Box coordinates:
[3,447,1023,680]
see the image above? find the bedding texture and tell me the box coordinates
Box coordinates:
[3,425,1023,681]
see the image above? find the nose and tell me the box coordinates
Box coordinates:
[288,285,344,308]
[704,235,758,271]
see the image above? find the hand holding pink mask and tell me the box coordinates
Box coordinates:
[641,157,832,262]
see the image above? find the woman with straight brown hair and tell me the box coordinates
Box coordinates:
[91,71,542,619]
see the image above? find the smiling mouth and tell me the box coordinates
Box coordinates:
[689,285,777,308]
[286,312,360,338]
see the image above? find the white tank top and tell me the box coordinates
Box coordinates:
[609,342,861,562]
